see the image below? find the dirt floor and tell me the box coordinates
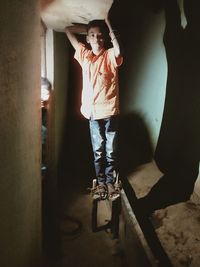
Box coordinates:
[129,161,200,267]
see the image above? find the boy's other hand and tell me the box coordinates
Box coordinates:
[65,23,87,34]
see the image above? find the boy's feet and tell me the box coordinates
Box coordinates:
[96,184,107,200]
[90,180,121,201]
[107,183,120,201]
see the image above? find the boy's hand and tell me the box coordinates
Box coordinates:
[65,23,87,34]
[104,13,121,58]
[65,23,87,50]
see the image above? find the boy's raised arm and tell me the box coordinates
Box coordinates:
[105,17,121,59]
[65,24,87,50]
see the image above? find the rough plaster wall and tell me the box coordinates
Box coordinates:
[0,1,41,267]
[44,31,69,189]
[41,31,69,254]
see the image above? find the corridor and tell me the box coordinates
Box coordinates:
[1,1,200,267]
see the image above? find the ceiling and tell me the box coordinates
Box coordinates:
[41,0,113,32]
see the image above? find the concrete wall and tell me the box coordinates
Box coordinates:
[0,1,41,267]
[41,30,69,256]
[117,3,167,148]
[44,30,69,174]
[44,31,69,195]
[109,1,200,196]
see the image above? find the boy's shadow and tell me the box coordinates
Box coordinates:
[138,0,200,213]
[108,0,154,172]
[118,113,153,179]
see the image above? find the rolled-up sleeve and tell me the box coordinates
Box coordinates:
[74,43,88,66]
[108,48,123,68]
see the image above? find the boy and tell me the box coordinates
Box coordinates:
[65,17,123,200]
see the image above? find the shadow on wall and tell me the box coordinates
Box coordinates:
[138,0,200,214]
[119,113,153,179]
[58,45,95,190]
[107,1,155,189]
[108,0,155,164]
[110,0,200,213]
[108,0,145,95]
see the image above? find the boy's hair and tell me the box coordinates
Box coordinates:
[87,20,109,38]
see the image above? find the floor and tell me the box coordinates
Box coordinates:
[129,161,200,267]
[43,161,200,267]
[42,175,148,267]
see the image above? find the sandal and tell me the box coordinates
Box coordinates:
[97,184,107,200]
[107,183,120,201]
[114,180,122,194]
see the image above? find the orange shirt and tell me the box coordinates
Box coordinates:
[74,43,123,120]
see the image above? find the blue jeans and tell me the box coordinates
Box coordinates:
[89,116,118,184]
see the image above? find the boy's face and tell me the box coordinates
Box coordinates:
[87,26,105,53]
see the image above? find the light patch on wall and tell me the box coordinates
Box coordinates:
[134,45,167,147]
[124,11,167,148]
[178,0,187,28]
